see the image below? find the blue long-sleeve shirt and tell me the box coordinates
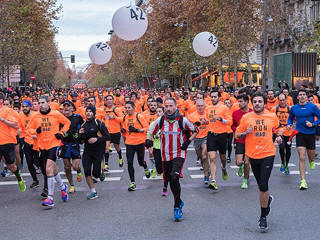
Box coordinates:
[287,102,320,134]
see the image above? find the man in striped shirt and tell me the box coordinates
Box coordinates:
[146,98,198,221]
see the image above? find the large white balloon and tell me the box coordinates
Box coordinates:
[89,42,112,65]
[192,32,218,57]
[112,5,148,41]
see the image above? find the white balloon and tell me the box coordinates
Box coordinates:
[89,42,112,65]
[192,32,218,57]
[112,5,148,41]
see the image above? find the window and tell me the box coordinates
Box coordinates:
[310,1,320,22]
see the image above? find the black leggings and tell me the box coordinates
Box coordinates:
[154,149,168,189]
[24,143,38,182]
[82,150,104,178]
[226,133,233,158]
[126,144,147,182]
[249,156,274,192]
[279,136,291,165]
[153,149,162,174]
[163,157,184,208]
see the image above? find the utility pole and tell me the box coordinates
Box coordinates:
[262,0,267,91]
[185,17,189,88]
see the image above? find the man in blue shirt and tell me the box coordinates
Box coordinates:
[287,89,320,190]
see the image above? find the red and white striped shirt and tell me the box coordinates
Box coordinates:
[149,115,194,161]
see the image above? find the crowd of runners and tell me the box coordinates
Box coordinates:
[1,84,320,232]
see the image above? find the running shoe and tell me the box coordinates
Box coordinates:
[222,168,228,181]
[1,168,7,177]
[119,157,123,168]
[180,172,184,178]
[204,176,209,184]
[109,146,112,152]
[258,216,268,232]
[284,166,290,175]
[208,181,218,190]
[266,195,273,217]
[227,157,231,163]
[309,161,316,170]
[69,186,75,193]
[299,179,308,190]
[61,184,69,202]
[77,172,83,182]
[196,159,201,166]
[128,182,136,191]
[145,169,151,179]
[162,188,168,196]
[92,178,98,183]
[280,163,286,172]
[30,181,39,189]
[99,173,105,182]
[104,165,110,172]
[41,188,48,199]
[241,178,248,189]
[18,179,26,192]
[174,208,182,221]
[151,169,157,178]
[87,192,98,200]
[42,198,54,208]
[237,164,244,177]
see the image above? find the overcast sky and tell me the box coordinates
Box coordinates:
[55,0,132,71]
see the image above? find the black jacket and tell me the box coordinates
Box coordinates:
[80,118,110,152]
[63,114,84,143]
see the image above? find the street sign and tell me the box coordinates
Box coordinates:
[30,75,36,81]
[153,77,157,82]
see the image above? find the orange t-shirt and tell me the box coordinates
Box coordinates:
[266,98,279,111]
[103,106,124,134]
[206,103,232,134]
[114,96,124,106]
[28,110,71,150]
[50,102,60,111]
[270,105,293,136]
[236,111,280,159]
[19,112,35,144]
[220,91,230,102]
[0,106,18,144]
[142,111,158,127]
[188,111,208,138]
[122,113,148,145]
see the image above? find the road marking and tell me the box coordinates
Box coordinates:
[188,167,202,171]
[274,163,296,167]
[143,176,163,180]
[104,177,121,181]
[190,174,204,179]
[289,171,307,175]
[0,180,25,185]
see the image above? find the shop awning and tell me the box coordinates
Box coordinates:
[192,71,217,82]
[223,72,244,83]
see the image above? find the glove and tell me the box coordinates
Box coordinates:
[181,139,191,150]
[194,121,201,127]
[129,126,139,133]
[145,139,153,149]
[36,127,42,134]
[121,128,126,133]
[55,133,63,140]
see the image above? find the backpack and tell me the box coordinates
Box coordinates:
[158,114,191,139]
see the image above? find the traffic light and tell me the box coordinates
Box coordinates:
[70,55,75,63]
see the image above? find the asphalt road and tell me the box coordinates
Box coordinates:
[1,142,320,240]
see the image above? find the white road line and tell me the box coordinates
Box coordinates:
[190,174,204,179]
[274,163,296,167]
[143,176,163,180]
[289,171,308,175]
[104,177,121,181]
[188,167,202,171]
[0,180,25,185]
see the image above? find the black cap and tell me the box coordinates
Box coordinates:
[62,100,76,111]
